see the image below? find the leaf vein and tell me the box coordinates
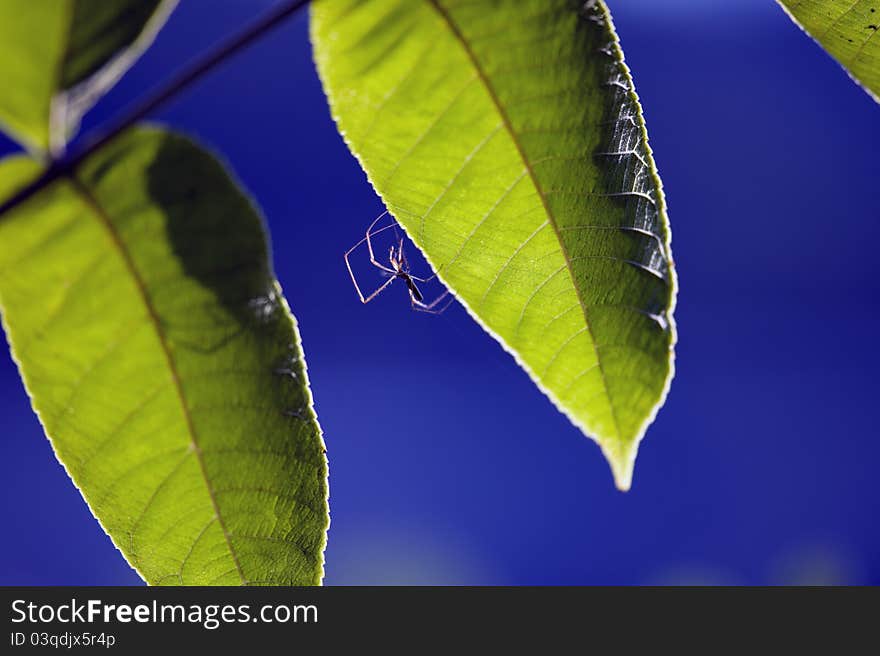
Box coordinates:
[428,0,623,439]
[66,173,247,584]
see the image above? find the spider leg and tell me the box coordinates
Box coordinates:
[345,233,398,303]
[407,272,433,283]
[410,263,445,284]
[411,289,454,314]
[362,272,398,305]
[367,210,389,234]
[344,246,375,303]
[398,238,407,270]
[344,219,397,275]
[344,225,397,263]
[366,212,399,274]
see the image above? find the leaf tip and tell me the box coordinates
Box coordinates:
[603,441,637,492]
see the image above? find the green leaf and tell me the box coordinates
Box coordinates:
[0,0,177,154]
[311,0,676,490]
[778,0,880,102]
[0,127,329,585]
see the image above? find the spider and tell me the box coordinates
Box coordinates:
[344,211,453,314]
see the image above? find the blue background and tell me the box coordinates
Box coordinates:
[1,0,878,585]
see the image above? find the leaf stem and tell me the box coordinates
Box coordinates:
[0,0,310,219]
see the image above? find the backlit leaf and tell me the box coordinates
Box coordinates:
[778,0,880,102]
[0,127,329,584]
[312,0,677,489]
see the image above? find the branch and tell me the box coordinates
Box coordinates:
[0,0,310,218]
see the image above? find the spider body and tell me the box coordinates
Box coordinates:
[405,277,424,303]
[345,212,452,314]
[385,243,425,302]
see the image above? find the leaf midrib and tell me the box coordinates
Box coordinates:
[66,172,247,585]
[425,0,623,442]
